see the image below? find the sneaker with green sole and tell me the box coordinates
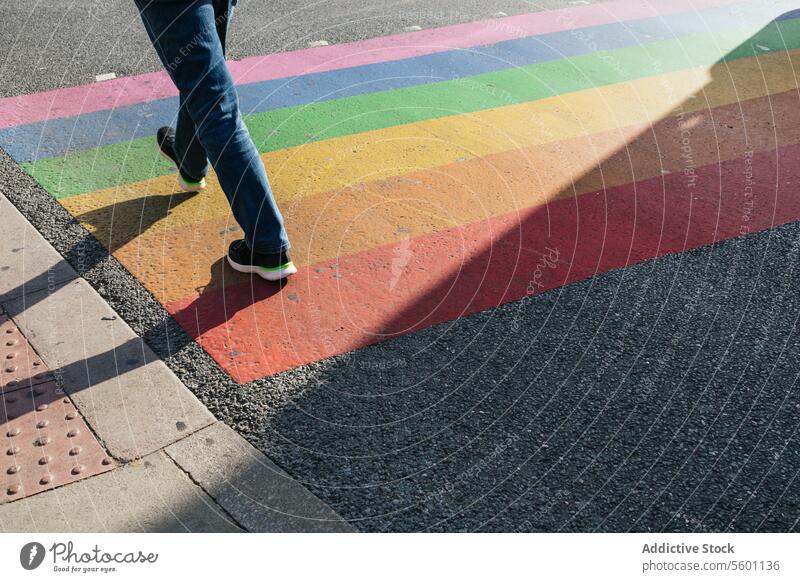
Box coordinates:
[226,239,297,281]
[157,126,207,192]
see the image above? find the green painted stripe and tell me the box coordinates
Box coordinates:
[24,18,800,199]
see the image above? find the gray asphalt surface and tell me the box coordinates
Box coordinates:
[255,225,800,532]
[0,0,568,97]
[2,0,800,532]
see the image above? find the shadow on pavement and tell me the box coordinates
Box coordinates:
[74,190,199,253]
[5,10,800,531]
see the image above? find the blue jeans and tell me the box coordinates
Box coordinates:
[134,0,290,254]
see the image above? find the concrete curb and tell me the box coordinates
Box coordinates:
[166,422,356,532]
[0,194,77,302]
[0,190,356,532]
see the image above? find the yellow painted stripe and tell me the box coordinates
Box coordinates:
[87,80,796,306]
[61,49,797,231]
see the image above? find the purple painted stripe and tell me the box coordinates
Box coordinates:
[0,0,741,130]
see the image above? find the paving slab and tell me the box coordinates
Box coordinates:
[0,451,241,532]
[2,380,114,504]
[0,192,77,302]
[1,278,214,462]
[165,422,356,532]
[0,313,54,392]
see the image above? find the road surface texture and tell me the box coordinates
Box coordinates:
[2,0,800,531]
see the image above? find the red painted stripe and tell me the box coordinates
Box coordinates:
[167,143,790,383]
[0,0,741,129]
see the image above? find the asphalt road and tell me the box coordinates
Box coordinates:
[0,0,576,97]
[2,0,799,532]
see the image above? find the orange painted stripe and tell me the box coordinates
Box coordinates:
[62,44,800,221]
[165,141,800,382]
[84,88,798,304]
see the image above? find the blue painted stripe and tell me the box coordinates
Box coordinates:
[776,8,800,20]
[0,0,771,163]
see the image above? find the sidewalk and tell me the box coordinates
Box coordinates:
[0,191,354,533]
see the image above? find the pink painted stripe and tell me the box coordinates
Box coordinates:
[0,0,740,130]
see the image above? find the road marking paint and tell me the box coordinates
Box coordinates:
[164,142,800,380]
[55,48,797,230]
[6,4,800,383]
[20,20,800,195]
[0,0,746,129]
[8,7,793,166]
[73,86,799,305]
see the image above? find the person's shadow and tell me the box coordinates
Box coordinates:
[73,190,198,253]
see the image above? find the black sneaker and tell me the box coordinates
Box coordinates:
[157,126,207,192]
[226,239,297,281]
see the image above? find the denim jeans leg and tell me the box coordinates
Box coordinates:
[171,0,229,181]
[214,0,233,54]
[134,0,290,254]
[173,93,209,180]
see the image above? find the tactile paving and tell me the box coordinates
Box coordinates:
[0,314,54,393]
[2,380,114,503]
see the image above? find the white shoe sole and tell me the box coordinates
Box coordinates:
[227,255,298,281]
[158,149,206,192]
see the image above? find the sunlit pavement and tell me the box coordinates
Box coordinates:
[1,0,800,531]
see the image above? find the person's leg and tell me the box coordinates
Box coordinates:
[137,1,206,182]
[134,0,290,254]
[173,93,209,182]
[214,0,233,54]
[171,0,234,180]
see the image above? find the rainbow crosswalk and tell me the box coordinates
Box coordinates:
[2,0,799,382]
